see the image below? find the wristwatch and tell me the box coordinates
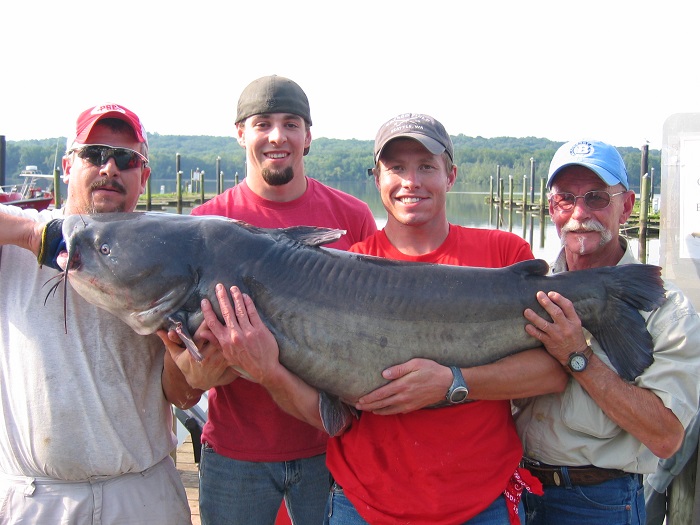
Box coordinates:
[446,366,470,404]
[567,346,594,373]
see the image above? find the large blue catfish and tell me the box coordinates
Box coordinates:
[59,212,666,402]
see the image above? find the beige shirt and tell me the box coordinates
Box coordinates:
[513,238,700,474]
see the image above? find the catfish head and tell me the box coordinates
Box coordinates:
[59,212,207,360]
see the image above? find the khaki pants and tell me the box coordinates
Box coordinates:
[0,456,191,525]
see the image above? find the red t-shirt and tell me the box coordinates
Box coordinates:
[326,225,534,525]
[192,178,377,461]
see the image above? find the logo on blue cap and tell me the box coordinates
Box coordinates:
[570,141,594,156]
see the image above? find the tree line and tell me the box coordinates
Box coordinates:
[3,134,661,193]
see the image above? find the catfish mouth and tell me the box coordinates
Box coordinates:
[57,247,80,273]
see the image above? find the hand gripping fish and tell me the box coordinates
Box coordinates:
[57,212,666,405]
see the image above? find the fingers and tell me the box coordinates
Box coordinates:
[214,283,237,327]
[236,287,261,327]
[536,291,579,321]
[157,329,191,363]
[201,284,244,336]
[524,309,545,325]
[228,285,253,328]
[381,361,413,380]
[525,291,578,329]
[545,291,580,321]
[357,359,449,414]
[201,296,218,322]
[210,284,255,329]
[157,329,179,349]
[524,294,560,341]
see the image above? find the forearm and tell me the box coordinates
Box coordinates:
[0,210,44,254]
[463,348,568,400]
[260,364,325,432]
[573,355,684,458]
[355,350,567,415]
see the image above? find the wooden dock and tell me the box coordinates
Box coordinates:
[176,436,201,525]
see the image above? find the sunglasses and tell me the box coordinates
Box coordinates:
[71,144,148,170]
[549,190,626,211]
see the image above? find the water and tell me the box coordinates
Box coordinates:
[168,179,659,264]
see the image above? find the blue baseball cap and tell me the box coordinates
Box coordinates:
[547,139,629,190]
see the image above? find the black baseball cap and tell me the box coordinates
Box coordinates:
[374,113,454,163]
[236,75,312,155]
[236,75,312,125]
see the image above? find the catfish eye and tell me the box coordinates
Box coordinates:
[100,243,110,255]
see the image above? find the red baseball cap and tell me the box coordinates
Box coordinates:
[73,103,148,146]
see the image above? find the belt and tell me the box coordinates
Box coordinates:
[521,459,631,487]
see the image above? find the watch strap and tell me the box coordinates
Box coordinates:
[446,366,470,404]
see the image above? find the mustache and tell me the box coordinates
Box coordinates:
[560,218,613,248]
[90,178,126,195]
[560,218,607,235]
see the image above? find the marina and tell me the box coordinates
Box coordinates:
[0,166,54,211]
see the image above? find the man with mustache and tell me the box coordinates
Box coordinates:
[0,104,193,524]
[514,139,700,524]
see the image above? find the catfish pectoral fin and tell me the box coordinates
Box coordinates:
[229,365,254,382]
[319,391,357,437]
[168,316,204,362]
[582,263,664,380]
[589,297,655,381]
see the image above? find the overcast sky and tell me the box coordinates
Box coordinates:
[2,0,697,150]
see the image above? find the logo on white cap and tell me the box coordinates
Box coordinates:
[570,140,593,157]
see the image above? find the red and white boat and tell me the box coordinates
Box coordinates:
[0,166,55,211]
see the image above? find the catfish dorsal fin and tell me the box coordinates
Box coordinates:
[509,259,550,276]
[276,226,346,247]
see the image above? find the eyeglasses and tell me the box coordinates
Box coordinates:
[549,190,627,211]
[71,144,148,170]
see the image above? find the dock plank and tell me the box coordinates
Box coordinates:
[177,436,200,525]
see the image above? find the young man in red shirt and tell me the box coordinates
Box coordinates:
[200,113,567,524]
[164,76,376,525]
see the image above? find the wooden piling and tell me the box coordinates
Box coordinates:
[639,173,650,263]
[176,171,183,215]
[216,157,221,195]
[53,167,62,209]
[539,178,547,249]
[145,174,152,211]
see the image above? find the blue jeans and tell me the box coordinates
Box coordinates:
[199,443,330,525]
[523,473,645,525]
[324,482,524,524]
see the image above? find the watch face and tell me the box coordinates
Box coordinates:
[569,354,588,372]
[450,387,469,403]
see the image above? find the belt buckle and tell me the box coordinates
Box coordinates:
[553,471,561,486]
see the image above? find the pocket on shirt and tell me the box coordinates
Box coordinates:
[560,381,622,439]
